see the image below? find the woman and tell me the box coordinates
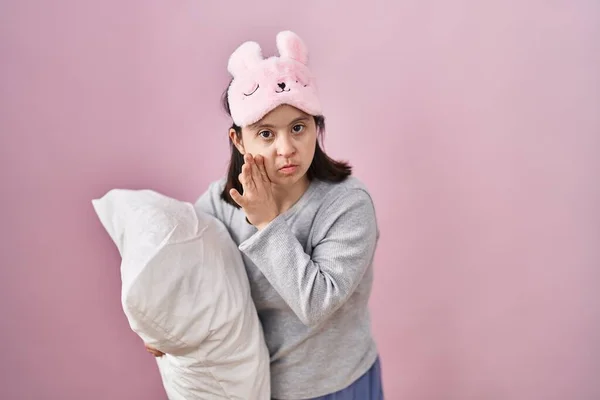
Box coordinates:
[148,31,384,400]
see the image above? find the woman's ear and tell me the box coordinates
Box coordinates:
[229,129,245,154]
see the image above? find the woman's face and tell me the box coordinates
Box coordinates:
[230,104,317,188]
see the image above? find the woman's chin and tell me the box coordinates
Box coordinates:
[278,177,311,193]
[271,170,305,187]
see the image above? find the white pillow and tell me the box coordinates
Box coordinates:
[92,189,270,400]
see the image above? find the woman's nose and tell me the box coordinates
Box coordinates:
[277,135,296,157]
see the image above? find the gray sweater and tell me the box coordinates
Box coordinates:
[195,176,380,399]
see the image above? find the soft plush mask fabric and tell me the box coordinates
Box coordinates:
[227,30,322,127]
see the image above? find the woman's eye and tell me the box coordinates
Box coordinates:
[259,130,273,139]
[292,124,304,134]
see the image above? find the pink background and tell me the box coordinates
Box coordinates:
[2,1,599,399]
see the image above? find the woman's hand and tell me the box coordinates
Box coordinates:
[230,154,279,230]
[145,343,164,357]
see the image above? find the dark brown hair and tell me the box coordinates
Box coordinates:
[220,84,352,208]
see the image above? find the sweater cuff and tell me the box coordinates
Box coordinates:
[238,214,290,257]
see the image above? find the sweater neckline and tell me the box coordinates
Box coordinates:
[281,179,320,220]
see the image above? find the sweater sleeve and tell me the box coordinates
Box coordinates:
[238,188,378,327]
[194,179,228,223]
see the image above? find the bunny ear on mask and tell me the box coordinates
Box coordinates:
[226,31,322,127]
[276,30,309,65]
[227,41,264,77]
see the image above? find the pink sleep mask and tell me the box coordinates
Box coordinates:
[227,30,323,127]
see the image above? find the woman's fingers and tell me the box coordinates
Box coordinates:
[234,154,256,207]
[255,155,270,183]
[145,344,164,357]
[233,153,278,228]
[148,349,164,357]
[235,153,270,207]
[229,188,246,207]
[241,154,256,190]
[249,154,264,189]
[238,166,252,193]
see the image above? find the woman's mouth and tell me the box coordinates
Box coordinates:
[279,164,298,174]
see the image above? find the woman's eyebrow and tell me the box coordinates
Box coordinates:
[289,116,310,125]
[251,122,276,130]
[250,116,309,130]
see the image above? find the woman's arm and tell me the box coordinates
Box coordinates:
[239,188,378,327]
[194,180,225,220]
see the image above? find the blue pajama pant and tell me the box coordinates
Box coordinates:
[308,356,384,400]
